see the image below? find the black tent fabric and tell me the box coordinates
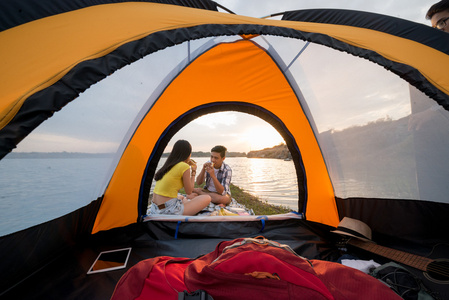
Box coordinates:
[0,0,218,31]
[283,9,449,53]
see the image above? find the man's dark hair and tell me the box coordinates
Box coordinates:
[211,145,227,158]
[427,0,449,19]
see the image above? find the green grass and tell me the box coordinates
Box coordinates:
[229,183,292,215]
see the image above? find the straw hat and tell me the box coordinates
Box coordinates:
[331,217,372,241]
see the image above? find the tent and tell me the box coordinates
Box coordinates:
[0,0,448,298]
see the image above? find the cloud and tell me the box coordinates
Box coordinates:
[192,111,237,129]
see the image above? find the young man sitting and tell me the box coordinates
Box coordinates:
[194,145,232,205]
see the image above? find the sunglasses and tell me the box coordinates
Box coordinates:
[435,16,449,30]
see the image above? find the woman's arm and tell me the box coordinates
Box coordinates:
[182,169,195,194]
[183,160,197,194]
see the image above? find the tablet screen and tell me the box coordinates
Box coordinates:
[87,247,131,274]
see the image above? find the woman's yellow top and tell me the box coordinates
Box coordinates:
[153,161,190,198]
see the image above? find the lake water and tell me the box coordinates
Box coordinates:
[205,157,298,206]
[0,156,298,236]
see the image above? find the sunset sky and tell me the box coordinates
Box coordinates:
[14,1,437,154]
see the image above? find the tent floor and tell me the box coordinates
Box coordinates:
[2,219,447,299]
[2,219,339,299]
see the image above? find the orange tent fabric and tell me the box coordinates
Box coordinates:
[92,40,337,233]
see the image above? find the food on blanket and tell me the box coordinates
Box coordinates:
[238,212,250,216]
[218,208,239,216]
[229,207,246,213]
[195,198,255,216]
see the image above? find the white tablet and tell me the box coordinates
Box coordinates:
[87,247,132,274]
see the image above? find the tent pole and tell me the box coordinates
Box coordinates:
[284,42,310,72]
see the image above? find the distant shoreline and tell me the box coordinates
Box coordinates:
[5,144,290,159]
[247,143,291,160]
[5,152,115,159]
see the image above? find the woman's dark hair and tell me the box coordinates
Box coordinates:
[154,140,192,181]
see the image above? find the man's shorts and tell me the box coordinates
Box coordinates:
[149,197,184,215]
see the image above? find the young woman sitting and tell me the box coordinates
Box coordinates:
[149,139,211,215]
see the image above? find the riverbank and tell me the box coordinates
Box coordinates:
[180,183,292,215]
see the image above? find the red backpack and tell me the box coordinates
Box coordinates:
[111,237,401,300]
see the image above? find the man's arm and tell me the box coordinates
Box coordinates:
[208,169,225,195]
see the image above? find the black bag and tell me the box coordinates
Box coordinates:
[370,262,436,300]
